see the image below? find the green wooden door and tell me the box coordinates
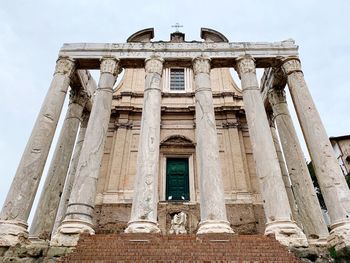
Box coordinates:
[166,158,189,201]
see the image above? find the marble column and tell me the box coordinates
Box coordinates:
[125,56,164,233]
[235,55,307,247]
[268,88,329,243]
[51,57,120,246]
[267,113,301,227]
[30,89,89,240]
[0,57,75,246]
[281,57,350,250]
[193,56,233,234]
[52,113,89,236]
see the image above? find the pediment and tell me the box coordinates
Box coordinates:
[160,135,195,147]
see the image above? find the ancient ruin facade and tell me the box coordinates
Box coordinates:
[1,28,350,258]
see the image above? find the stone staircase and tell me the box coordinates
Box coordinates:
[58,233,302,262]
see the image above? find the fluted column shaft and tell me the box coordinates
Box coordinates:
[193,56,233,234]
[281,57,350,249]
[30,89,88,240]
[268,88,329,242]
[125,56,164,233]
[236,56,307,247]
[0,57,75,246]
[51,57,120,246]
[52,113,89,236]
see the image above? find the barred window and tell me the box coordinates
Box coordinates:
[170,68,185,91]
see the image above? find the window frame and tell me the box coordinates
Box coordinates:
[162,67,193,93]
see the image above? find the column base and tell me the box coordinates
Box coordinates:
[0,220,29,246]
[124,220,161,233]
[197,220,234,234]
[265,220,308,248]
[327,220,350,253]
[50,219,94,247]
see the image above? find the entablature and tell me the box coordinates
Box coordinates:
[59,40,298,69]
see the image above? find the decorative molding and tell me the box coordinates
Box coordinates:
[222,121,240,129]
[267,88,287,108]
[235,56,256,77]
[69,89,90,107]
[100,57,120,76]
[145,56,164,75]
[281,57,302,75]
[55,57,75,76]
[192,56,211,75]
[114,121,133,130]
[160,135,195,147]
[59,41,299,69]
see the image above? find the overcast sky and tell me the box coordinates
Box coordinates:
[0,0,349,223]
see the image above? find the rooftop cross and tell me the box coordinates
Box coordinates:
[171,23,183,32]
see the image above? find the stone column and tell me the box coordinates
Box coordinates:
[268,88,329,243]
[52,113,89,236]
[235,55,307,247]
[125,56,164,233]
[281,57,350,250]
[193,56,233,234]
[267,113,300,227]
[51,57,120,246]
[30,89,89,240]
[0,57,75,246]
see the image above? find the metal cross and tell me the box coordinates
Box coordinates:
[171,23,183,32]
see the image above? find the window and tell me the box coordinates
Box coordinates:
[163,68,192,92]
[170,68,185,91]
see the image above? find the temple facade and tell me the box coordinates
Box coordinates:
[1,28,350,257]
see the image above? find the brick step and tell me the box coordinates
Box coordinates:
[59,234,301,262]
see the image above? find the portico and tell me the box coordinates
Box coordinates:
[1,28,349,254]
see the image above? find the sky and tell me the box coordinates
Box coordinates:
[0,0,349,223]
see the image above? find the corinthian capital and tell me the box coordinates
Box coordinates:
[192,56,211,75]
[235,56,256,78]
[281,57,302,75]
[69,89,90,107]
[145,56,164,75]
[268,88,287,107]
[100,57,120,76]
[55,57,75,76]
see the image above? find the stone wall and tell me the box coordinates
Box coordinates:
[93,203,266,235]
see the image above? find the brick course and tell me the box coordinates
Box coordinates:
[59,233,301,262]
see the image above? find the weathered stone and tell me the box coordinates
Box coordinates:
[46,246,73,258]
[51,57,120,246]
[0,57,75,246]
[268,88,329,243]
[51,113,89,236]
[30,89,88,240]
[281,57,350,250]
[291,245,333,263]
[268,114,300,225]
[236,55,307,247]
[193,56,233,234]
[59,40,299,68]
[125,56,164,233]
[169,211,187,234]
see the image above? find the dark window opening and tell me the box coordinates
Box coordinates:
[170,68,185,91]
